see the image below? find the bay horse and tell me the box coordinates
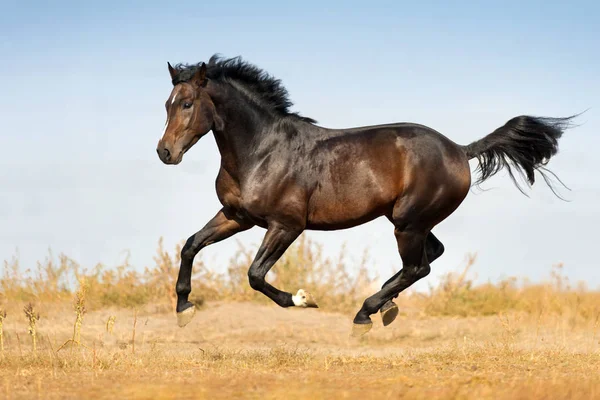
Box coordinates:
[157,55,575,335]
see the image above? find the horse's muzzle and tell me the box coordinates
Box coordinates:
[156,145,171,163]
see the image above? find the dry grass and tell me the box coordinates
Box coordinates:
[2,344,598,399]
[0,300,598,400]
[420,255,600,324]
[1,235,599,399]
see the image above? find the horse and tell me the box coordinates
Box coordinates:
[156,55,575,335]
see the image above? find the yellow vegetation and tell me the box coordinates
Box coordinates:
[1,235,599,399]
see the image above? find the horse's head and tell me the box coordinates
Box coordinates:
[156,62,223,165]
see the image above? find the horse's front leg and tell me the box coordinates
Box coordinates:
[247,223,318,308]
[176,207,252,327]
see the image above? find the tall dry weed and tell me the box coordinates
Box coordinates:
[0,309,6,355]
[23,303,40,353]
[1,236,599,321]
[421,258,600,323]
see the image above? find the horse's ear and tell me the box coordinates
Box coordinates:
[167,62,178,81]
[192,63,208,87]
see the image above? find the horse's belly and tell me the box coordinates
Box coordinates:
[306,182,397,230]
[305,208,387,230]
[305,146,405,230]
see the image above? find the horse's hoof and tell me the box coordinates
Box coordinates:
[351,321,373,337]
[292,289,319,308]
[380,302,399,327]
[177,305,196,327]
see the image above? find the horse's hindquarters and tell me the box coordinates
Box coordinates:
[305,126,470,232]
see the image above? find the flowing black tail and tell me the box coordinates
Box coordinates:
[462,115,578,196]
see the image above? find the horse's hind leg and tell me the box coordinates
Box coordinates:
[352,227,430,336]
[380,232,444,326]
[425,232,445,263]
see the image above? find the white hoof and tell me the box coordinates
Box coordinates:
[351,322,373,337]
[177,305,196,327]
[292,289,319,308]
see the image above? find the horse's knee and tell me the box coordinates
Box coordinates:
[181,238,197,264]
[182,234,209,264]
[248,270,264,291]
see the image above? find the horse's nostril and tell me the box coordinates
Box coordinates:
[157,147,172,162]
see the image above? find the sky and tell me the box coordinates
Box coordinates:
[1,1,599,292]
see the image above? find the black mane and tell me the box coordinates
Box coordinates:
[171,55,316,124]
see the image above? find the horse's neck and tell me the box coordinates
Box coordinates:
[212,128,243,178]
[210,84,270,180]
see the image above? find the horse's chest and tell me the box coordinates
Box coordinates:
[216,165,306,228]
[215,172,269,217]
[215,169,242,210]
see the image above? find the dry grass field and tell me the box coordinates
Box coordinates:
[1,236,599,399]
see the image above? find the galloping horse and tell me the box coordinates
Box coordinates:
[157,55,575,335]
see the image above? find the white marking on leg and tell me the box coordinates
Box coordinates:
[292,289,308,307]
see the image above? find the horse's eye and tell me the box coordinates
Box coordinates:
[183,102,193,109]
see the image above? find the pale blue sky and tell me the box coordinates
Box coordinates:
[1,1,599,290]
